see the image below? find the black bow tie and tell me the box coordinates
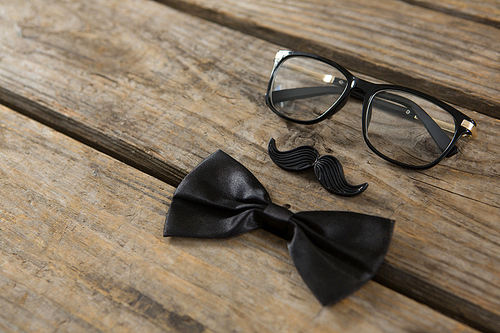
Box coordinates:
[164,150,394,305]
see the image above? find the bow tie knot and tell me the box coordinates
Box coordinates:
[262,203,294,240]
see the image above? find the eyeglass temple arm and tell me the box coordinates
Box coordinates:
[272,85,455,155]
[271,86,342,103]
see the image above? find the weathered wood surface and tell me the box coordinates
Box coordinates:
[155,0,500,119]
[402,0,500,28]
[1,105,482,332]
[0,0,499,331]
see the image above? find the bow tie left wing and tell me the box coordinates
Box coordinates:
[164,150,271,238]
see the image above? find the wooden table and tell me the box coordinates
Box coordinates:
[0,0,498,332]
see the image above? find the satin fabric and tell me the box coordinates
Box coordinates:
[164,150,394,305]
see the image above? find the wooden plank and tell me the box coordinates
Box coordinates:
[401,0,500,28]
[0,105,481,332]
[0,0,498,331]
[154,0,500,119]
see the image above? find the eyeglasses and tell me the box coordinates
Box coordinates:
[265,51,476,169]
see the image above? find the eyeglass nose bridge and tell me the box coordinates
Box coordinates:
[324,77,370,119]
[349,77,373,100]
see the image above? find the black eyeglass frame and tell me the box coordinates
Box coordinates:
[265,50,476,169]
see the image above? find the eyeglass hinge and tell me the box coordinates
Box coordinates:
[274,50,292,63]
[461,119,476,138]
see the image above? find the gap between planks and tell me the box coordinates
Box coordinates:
[400,0,500,28]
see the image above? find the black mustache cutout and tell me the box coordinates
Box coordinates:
[268,138,368,196]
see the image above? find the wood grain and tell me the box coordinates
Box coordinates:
[0,105,481,332]
[155,0,500,119]
[0,0,499,331]
[402,0,500,28]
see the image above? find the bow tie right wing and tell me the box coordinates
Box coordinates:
[288,211,394,305]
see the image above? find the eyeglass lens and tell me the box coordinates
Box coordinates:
[270,56,348,121]
[367,90,456,167]
[269,56,459,167]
